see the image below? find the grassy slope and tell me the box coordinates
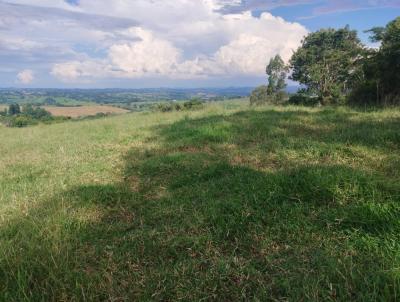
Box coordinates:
[1,101,400,301]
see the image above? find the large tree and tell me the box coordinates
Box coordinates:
[290,26,363,104]
[349,17,400,105]
[366,17,400,104]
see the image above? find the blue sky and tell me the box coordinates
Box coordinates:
[0,0,399,88]
[269,4,400,43]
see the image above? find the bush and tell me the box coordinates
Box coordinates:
[348,81,400,106]
[348,82,378,106]
[155,100,204,113]
[8,103,21,115]
[250,86,287,106]
[183,99,204,110]
[4,116,37,128]
[23,104,52,119]
[250,86,269,106]
[156,103,174,112]
[174,103,182,111]
[288,93,320,106]
[0,104,60,127]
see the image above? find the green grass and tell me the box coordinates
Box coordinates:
[1,100,400,301]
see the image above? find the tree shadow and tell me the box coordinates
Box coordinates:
[156,108,400,152]
[1,107,400,301]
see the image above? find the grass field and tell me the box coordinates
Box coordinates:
[41,105,129,118]
[1,100,400,301]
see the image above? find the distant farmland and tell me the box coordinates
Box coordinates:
[42,105,129,118]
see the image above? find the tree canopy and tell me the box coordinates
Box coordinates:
[364,17,400,104]
[266,55,287,97]
[252,18,399,107]
[290,26,363,104]
[250,54,288,106]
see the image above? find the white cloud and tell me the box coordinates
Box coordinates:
[51,59,112,82]
[108,28,182,77]
[17,69,34,84]
[3,0,308,84]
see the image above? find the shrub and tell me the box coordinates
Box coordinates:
[348,82,378,106]
[349,81,400,107]
[8,103,21,115]
[183,99,204,110]
[250,85,287,106]
[155,100,204,113]
[174,103,182,111]
[156,103,174,112]
[250,86,269,106]
[23,104,52,119]
[288,93,320,106]
[5,116,37,128]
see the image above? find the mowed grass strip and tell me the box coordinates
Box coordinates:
[42,105,130,118]
[0,101,400,301]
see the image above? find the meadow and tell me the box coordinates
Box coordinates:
[1,100,400,301]
[41,105,130,118]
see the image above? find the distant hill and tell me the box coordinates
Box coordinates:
[0,87,254,105]
[0,86,299,106]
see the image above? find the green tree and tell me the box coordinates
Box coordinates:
[250,55,288,106]
[8,103,21,115]
[290,26,363,104]
[349,17,400,106]
[266,54,288,97]
[366,17,400,104]
[23,104,51,119]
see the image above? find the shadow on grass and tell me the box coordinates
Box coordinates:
[1,107,400,301]
[157,108,400,151]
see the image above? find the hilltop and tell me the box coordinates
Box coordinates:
[1,100,400,301]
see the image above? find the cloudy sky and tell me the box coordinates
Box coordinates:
[0,0,399,88]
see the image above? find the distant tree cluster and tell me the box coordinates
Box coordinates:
[8,103,21,115]
[155,99,204,112]
[251,17,400,107]
[0,104,54,127]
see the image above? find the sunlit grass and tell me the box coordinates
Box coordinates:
[1,100,400,301]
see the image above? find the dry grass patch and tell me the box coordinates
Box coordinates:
[42,105,129,118]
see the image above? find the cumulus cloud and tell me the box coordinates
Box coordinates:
[3,0,309,84]
[109,28,182,77]
[17,69,34,84]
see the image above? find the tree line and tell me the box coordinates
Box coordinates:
[0,104,57,127]
[251,17,400,106]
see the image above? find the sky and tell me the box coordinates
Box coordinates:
[0,0,399,88]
